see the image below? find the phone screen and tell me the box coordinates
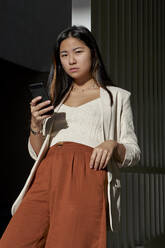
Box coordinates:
[29,82,50,101]
[28,82,54,115]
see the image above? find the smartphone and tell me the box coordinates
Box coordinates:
[28,82,54,115]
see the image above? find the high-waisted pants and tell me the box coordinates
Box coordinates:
[0,141,109,248]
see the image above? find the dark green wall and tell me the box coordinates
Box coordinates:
[92,0,165,247]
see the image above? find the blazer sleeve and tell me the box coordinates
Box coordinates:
[28,138,38,160]
[118,92,141,168]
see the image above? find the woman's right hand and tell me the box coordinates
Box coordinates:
[30,96,54,131]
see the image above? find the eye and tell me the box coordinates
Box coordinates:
[61,54,67,57]
[76,50,83,54]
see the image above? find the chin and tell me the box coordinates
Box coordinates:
[70,74,82,80]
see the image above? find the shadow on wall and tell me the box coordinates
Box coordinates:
[144,234,165,248]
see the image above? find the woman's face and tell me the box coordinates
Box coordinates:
[59,37,92,82]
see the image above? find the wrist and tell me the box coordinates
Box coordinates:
[30,119,42,130]
[30,124,42,131]
[30,121,43,135]
[30,126,42,135]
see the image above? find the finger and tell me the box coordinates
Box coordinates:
[30,96,42,106]
[33,100,52,112]
[39,114,53,121]
[98,150,108,170]
[93,148,103,170]
[89,149,97,169]
[102,152,112,169]
[38,105,54,116]
[31,106,53,124]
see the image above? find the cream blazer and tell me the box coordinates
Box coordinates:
[11,85,140,232]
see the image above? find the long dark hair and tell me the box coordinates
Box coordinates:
[47,25,115,107]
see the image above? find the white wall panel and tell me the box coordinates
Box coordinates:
[72,0,91,30]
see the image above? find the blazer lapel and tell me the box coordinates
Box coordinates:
[100,86,112,141]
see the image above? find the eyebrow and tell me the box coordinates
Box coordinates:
[60,46,85,54]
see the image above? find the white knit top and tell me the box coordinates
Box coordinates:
[50,97,104,148]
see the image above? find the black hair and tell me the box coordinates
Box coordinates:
[47,25,115,107]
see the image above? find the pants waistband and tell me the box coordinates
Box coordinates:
[51,141,94,152]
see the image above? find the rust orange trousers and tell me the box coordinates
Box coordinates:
[0,142,109,248]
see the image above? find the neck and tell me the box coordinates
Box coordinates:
[72,77,97,88]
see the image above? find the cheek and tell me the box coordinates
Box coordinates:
[80,54,92,69]
[60,60,68,71]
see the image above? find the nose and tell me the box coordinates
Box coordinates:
[68,54,76,65]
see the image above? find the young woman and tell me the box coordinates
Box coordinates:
[0,25,140,248]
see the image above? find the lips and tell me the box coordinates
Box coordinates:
[69,68,79,72]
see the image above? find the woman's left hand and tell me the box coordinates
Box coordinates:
[89,140,118,170]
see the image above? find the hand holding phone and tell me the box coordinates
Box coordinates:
[29,82,54,116]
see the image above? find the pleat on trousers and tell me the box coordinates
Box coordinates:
[0,141,109,248]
